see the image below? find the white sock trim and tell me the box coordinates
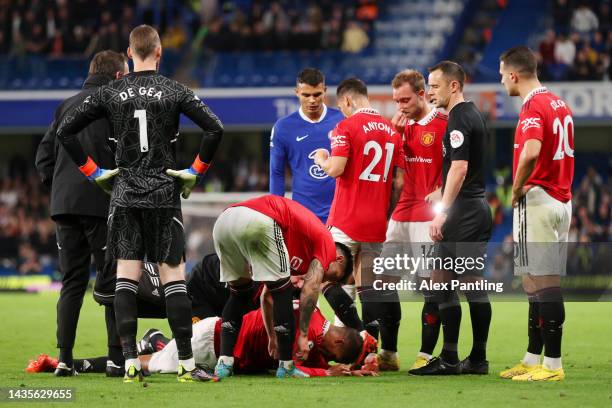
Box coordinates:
[522,352,541,366]
[218,356,234,366]
[417,352,432,360]
[543,357,562,370]
[125,358,141,371]
[179,358,195,372]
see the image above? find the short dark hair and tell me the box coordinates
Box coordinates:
[334,327,363,364]
[336,77,368,98]
[297,68,325,87]
[335,242,353,283]
[129,24,161,59]
[89,50,127,77]
[428,60,465,91]
[500,46,538,77]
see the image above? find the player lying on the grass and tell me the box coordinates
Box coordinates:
[26,301,378,378]
[74,250,364,375]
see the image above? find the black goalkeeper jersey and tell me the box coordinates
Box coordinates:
[56,70,223,209]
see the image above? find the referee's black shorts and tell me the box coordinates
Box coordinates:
[107,206,186,266]
[435,197,492,276]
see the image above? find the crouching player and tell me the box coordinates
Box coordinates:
[212,194,353,378]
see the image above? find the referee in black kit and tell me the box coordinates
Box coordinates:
[409,61,493,376]
[35,50,129,376]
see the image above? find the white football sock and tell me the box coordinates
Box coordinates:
[543,356,562,370]
[417,352,432,360]
[179,358,195,372]
[218,356,234,366]
[279,360,295,369]
[125,358,141,371]
[522,352,540,366]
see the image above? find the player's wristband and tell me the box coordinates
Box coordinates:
[189,155,210,175]
[78,156,99,179]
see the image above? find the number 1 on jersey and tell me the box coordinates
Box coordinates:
[134,109,149,152]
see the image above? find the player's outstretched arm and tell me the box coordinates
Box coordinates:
[297,259,324,361]
[56,89,117,194]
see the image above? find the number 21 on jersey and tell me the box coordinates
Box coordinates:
[359,141,395,182]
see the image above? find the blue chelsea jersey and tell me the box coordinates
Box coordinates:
[269,105,344,223]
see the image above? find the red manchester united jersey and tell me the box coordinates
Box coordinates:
[233,195,337,275]
[327,108,404,242]
[513,87,574,203]
[216,304,331,376]
[392,108,446,222]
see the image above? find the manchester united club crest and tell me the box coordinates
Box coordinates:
[420,131,435,147]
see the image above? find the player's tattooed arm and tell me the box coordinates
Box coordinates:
[299,259,324,336]
[260,286,279,358]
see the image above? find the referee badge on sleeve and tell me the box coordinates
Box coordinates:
[449,130,464,148]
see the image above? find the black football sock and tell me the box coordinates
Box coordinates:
[58,348,73,368]
[104,305,124,366]
[420,293,441,355]
[358,286,380,340]
[268,278,295,361]
[538,287,565,359]
[323,284,364,331]
[114,278,139,360]
[164,280,193,361]
[526,293,544,355]
[379,290,401,352]
[74,357,108,373]
[437,290,461,364]
[465,290,491,362]
[220,281,254,357]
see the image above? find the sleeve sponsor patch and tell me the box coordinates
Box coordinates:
[449,130,464,148]
[520,117,541,133]
[331,134,347,148]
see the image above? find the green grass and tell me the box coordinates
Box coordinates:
[1,293,611,407]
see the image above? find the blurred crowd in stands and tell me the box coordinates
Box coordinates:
[538,0,612,81]
[0,0,377,57]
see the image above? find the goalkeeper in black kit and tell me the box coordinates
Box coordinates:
[56,24,223,383]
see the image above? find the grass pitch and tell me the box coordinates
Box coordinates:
[1,293,611,408]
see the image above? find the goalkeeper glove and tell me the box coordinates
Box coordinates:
[166,155,210,199]
[78,156,118,195]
